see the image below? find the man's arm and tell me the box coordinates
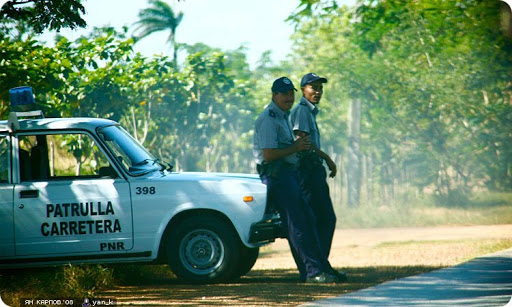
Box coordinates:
[313,146,337,178]
[294,130,337,178]
[262,136,311,162]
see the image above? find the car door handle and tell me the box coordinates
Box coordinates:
[20,190,39,198]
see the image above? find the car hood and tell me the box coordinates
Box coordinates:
[142,170,260,182]
[180,172,261,181]
[142,171,267,209]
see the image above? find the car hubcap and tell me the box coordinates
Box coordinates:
[180,229,224,275]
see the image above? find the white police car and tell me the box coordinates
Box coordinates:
[0,87,282,283]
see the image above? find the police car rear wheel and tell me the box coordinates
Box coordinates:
[167,216,240,283]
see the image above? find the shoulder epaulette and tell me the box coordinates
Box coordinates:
[268,109,276,118]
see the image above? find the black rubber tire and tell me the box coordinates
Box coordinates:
[166,215,241,283]
[234,245,259,277]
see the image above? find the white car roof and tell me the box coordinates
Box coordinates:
[0,117,117,133]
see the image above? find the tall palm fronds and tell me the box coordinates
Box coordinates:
[133,0,183,65]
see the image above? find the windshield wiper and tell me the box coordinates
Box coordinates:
[128,158,160,176]
[132,158,155,166]
[155,160,173,172]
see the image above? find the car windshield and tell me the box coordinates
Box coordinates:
[98,125,160,176]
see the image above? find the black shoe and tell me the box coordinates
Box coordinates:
[330,269,348,282]
[305,272,339,284]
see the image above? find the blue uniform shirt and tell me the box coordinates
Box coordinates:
[291,96,321,149]
[253,101,297,165]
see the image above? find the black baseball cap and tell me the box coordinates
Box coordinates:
[300,73,328,87]
[271,77,297,93]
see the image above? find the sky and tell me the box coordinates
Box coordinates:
[34,0,355,68]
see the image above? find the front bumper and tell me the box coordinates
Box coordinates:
[248,213,285,244]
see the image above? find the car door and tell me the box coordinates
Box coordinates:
[13,131,134,256]
[0,134,14,257]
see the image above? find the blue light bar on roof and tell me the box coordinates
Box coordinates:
[9,86,36,111]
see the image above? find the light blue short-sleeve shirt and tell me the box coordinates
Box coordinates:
[291,96,321,149]
[253,101,297,165]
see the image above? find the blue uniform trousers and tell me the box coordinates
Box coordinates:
[262,166,331,279]
[297,164,337,261]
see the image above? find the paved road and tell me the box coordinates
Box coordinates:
[302,248,512,307]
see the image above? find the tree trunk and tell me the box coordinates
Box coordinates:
[367,153,374,206]
[347,99,361,207]
[500,1,512,38]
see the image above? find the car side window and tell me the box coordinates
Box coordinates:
[0,135,8,183]
[18,133,118,181]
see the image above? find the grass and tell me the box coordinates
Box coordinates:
[0,264,115,307]
[337,192,512,229]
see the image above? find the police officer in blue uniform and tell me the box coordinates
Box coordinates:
[291,72,347,282]
[254,76,340,283]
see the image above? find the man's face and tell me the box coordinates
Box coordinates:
[302,81,324,104]
[273,90,295,111]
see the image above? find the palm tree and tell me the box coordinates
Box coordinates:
[133,0,184,66]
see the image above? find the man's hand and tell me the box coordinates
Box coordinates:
[294,135,312,151]
[326,158,337,178]
[262,135,311,162]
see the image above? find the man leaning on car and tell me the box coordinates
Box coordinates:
[253,76,343,283]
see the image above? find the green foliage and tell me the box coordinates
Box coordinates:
[286,0,339,26]
[0,0,86,33]
[289,0,512,202]
[0,26,257,172]
[1,0,510,200]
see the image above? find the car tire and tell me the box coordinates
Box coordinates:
[234,246,259,278]
[167,215,241,283]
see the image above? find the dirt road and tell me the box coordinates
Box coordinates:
[255,224,512,269]
[103,224,512,306]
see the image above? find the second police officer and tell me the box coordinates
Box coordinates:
[253,76,342,283]
[291,72,347,282]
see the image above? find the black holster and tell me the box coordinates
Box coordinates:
[257,160,283,178]
[297,150,322,170]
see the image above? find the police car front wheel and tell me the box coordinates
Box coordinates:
[233,245,259,278]
[166,215,241,283]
